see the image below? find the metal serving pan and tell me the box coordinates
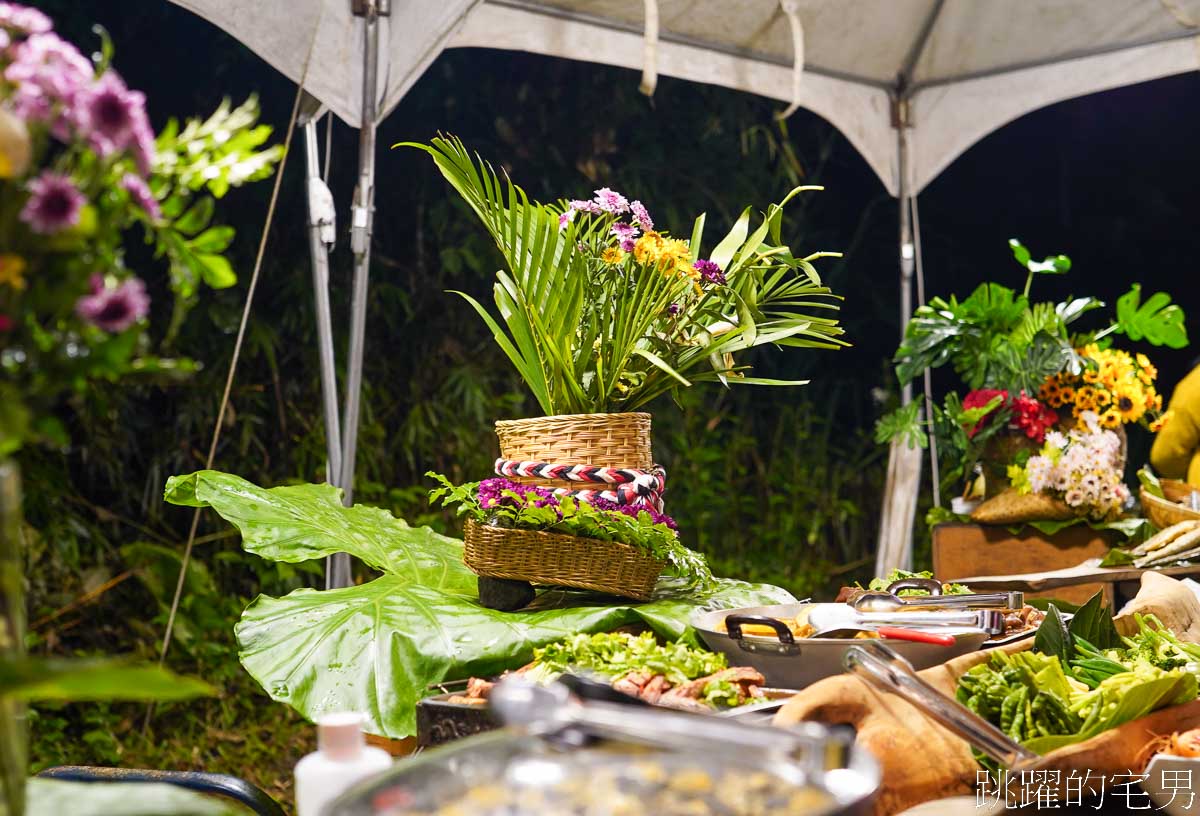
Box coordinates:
[691,602,990,689]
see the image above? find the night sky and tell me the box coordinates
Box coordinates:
[42,1,1200,415]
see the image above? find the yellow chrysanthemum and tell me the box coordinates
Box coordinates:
[633,231,666,266]
[0,254,26,291]
[1098,408,1122,429]
[600,246,626,265]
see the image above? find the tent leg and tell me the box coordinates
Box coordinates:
[303,118,348,589]
[331,8,380,589]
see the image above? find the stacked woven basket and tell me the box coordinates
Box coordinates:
[464,412,667,604]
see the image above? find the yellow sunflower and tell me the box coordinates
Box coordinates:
[1081,367,1101,384]
[1098,408,1122,429]
[600,246,626,265]
[1150,411,1173,433]
[1074,386,1097,413]
[1092,388,1112,408]
[1058,386,1077,407]
[1112,386,1145,424]
[1038,378,1060,403]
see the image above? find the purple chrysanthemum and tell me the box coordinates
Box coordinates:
[0,2,52,35]
[610,221,638,241]
[75,275,150,333]
[569,199,602,215]
[80,72,146,156]
[593,187,629,214]
[477,478,560,511]
[694,258,726,286]
[667,303,681,316]
[630,200,653,232]
[620,238,636,253]
[558,209,575,231]
[20,171,84,234]
[121,173,160,220]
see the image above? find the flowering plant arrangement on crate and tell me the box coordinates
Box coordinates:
[402,135,846,415]
[429,473,713,587]
[0,3,281,454]
[877,239,1186,501]
[1007,412,1130,522]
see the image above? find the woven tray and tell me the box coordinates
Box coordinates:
[494,413,652,490]
[463,518,663,600]
[1141,480,1200,529]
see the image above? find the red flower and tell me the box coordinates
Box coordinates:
[1011,391,1058,442]
[962,389,1008,438]
[0,314,12,332]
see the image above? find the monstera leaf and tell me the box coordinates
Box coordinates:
[165,471,795,739]
[1114,284,1189,349]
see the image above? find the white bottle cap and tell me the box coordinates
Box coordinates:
[317,712,366,761]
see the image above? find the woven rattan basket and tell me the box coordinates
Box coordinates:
[463,518,663,600]
[1141,479,1200,530]
[494,412,653,490]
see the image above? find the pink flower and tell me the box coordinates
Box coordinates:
[75,275,150,333]
[5,32,93,137]
[0,3,52,35]
[630,200,653,232]
[558,209,575,231]
[79,72,147,157]
[592,187,629,214]
[610,221,638,241]
[569,199,601,215]
[693,259,725,285]
[20,171,84,234]
[121,173,160,220]
[620,238,636,253]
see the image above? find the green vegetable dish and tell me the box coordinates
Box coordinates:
[956,592,1200,766]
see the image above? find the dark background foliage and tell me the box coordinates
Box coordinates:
[17,0,1200,805]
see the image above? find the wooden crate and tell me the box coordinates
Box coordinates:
[932,523,1116,607]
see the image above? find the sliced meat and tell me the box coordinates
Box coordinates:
[464,676,495,699]
[639,674,669,704]
[612,670,653,698]
[835,586,869,604]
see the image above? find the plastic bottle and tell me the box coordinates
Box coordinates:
[294,712,392,816]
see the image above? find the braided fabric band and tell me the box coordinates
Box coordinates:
[494,458,666,511]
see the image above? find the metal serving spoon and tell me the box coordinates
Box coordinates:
[852,590,1023,614]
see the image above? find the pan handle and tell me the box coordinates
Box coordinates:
[886,577,943,596]
[843,641,1039,771]
[724,615,802,655]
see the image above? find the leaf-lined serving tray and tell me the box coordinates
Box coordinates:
[165,470,794,739]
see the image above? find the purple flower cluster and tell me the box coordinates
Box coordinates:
[563,187,657,257]
[3,7,155,174]
[20,171,82,233]
[693,258,726,286]
[587,496,678,530]
[75,274,150,333]
[476,477,677,530]
[477,477,560,511]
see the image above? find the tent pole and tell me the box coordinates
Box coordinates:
[303,117,348,588]
[334,3,381,587]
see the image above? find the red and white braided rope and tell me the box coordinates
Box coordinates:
[494,458,666,511]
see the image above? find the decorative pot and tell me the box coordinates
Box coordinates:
[0,461,25,816]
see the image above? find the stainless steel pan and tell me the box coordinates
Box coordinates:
[691,602,989,689]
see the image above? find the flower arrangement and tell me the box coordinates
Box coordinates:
[877,239,1187,496]
[1040,344,1167,431]
[403,136,846,415]
[428,473,712,586]
[0,3,282,454]
[1007,412,1130,521]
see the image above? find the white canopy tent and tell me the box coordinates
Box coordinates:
[167,0,1200,585]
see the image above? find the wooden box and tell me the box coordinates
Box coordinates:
[932,523,1116,607]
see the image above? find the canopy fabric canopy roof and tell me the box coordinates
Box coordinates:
[169,0,1200,194]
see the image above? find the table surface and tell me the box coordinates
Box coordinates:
[956,559,1200,591]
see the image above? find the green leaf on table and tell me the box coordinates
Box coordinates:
[1034,604,1071,666]
[1139,466,1165,500]
[0,657,213,701]
[1099,548,1136,567]
[28,778,241,816]
[1114,284,1189,349]
[1067,591,1122,650]
[167,470,793,739]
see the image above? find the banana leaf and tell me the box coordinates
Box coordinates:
[27,778,243,816]
[165,471,795,739]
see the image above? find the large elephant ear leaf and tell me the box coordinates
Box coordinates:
[1114,284,1189,348]
[164,470,473,590]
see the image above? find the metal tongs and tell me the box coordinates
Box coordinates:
[490,677,844,771]
[843,641,1039,771]
[852,590,1023,613]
